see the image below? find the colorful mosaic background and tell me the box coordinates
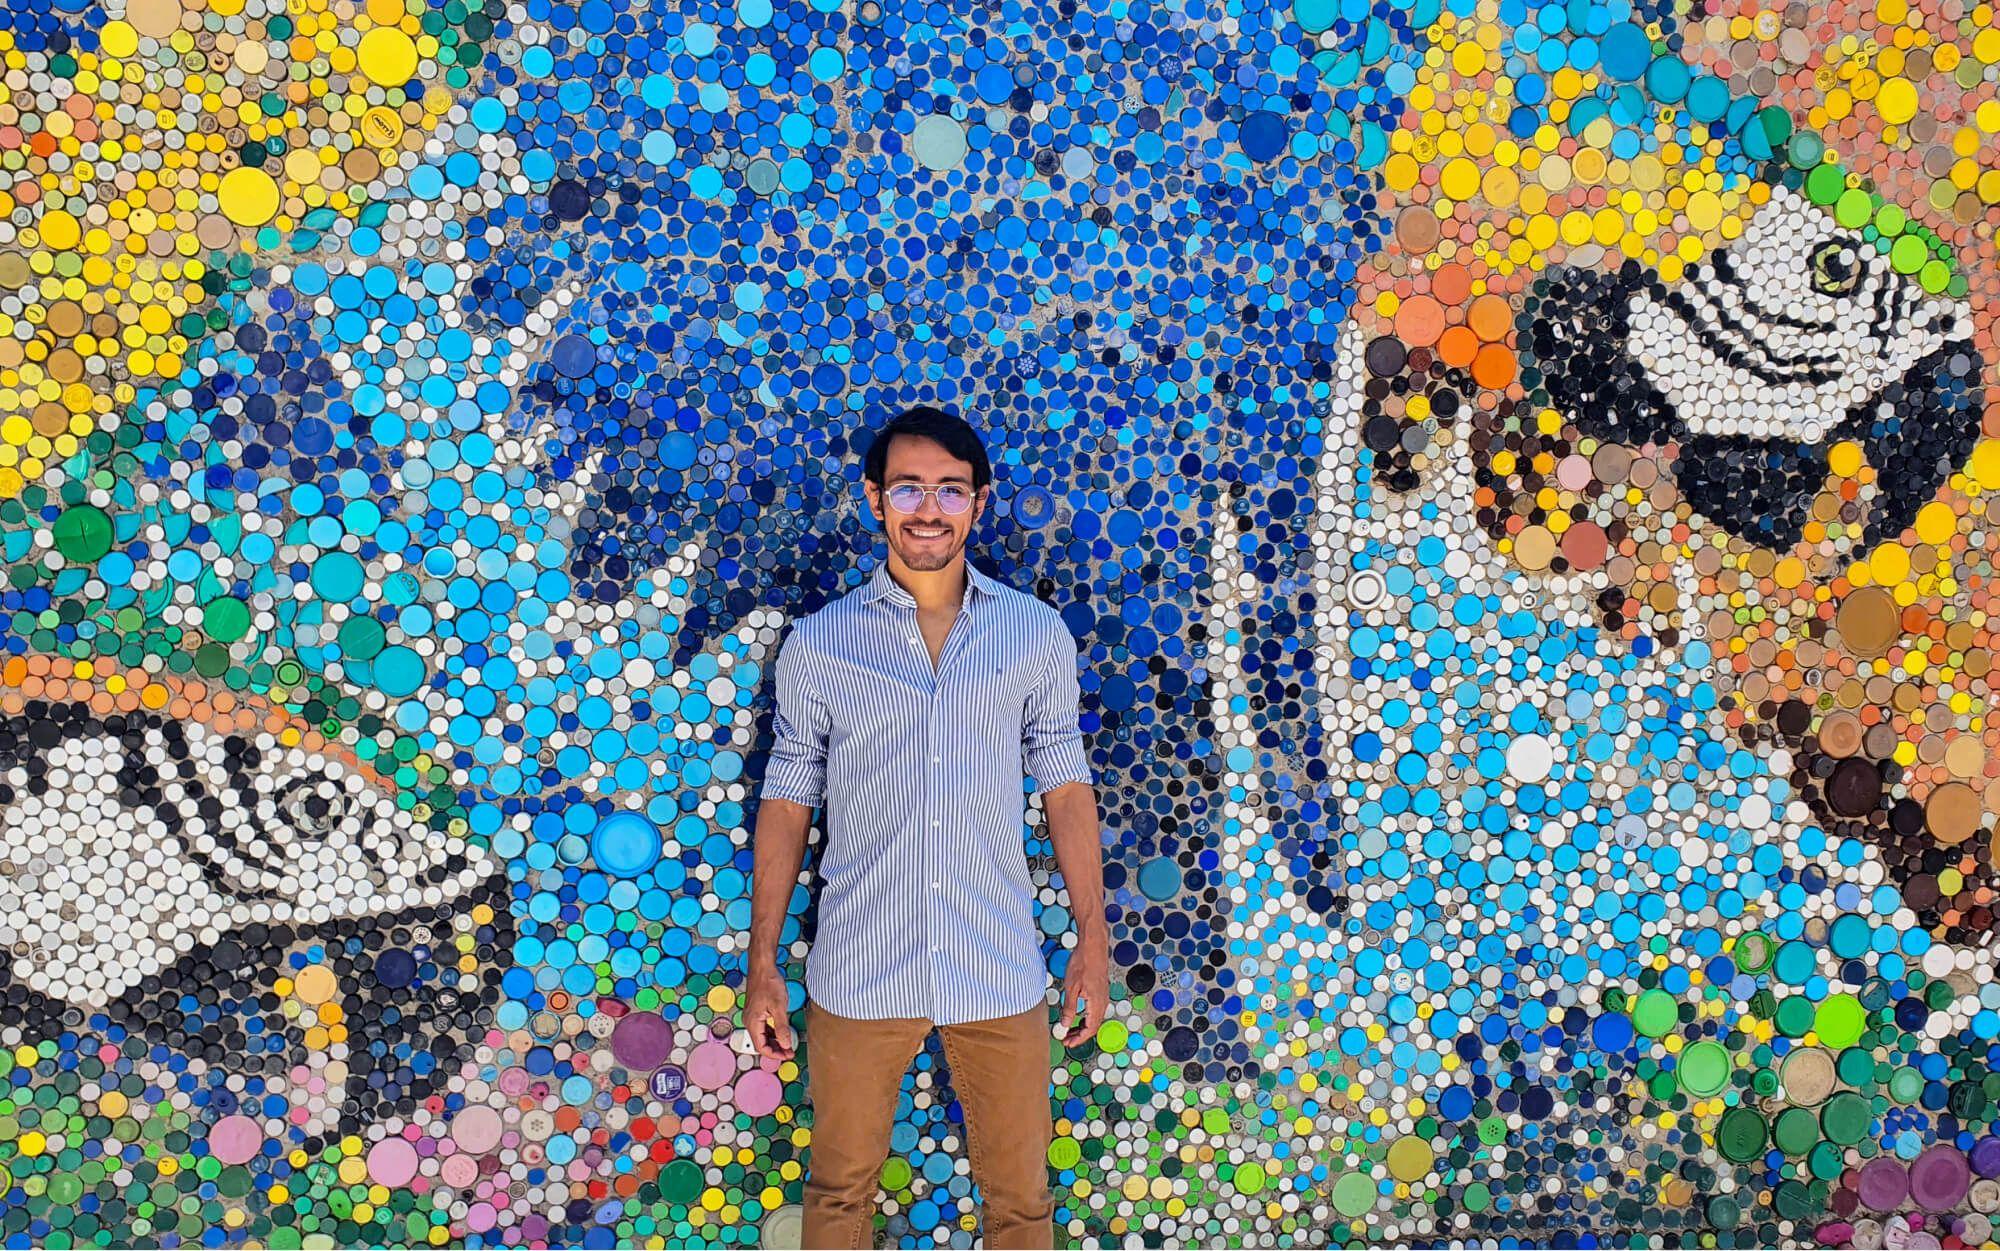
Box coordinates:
[2,0,2000,1242]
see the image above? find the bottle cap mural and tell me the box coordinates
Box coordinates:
[0,0,1998,1243]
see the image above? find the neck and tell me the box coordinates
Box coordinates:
[886,549,969,611]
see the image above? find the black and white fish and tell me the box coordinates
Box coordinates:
[0,695,512,1150]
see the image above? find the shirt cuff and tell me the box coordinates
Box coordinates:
[760,770,824,808]
[1026,738,1093,795]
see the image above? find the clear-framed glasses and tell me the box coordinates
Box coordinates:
[884,483,975,515]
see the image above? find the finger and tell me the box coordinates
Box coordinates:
[1061,993,1091,1044]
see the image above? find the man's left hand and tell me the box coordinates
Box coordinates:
[1058,938,1110,1046]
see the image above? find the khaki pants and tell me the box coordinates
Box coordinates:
[801,999,1056,1249]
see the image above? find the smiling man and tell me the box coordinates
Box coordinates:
[742,405,1108,1250]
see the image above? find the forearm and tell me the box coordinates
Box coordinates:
[749,797,814,968]
[1045,780,1107,947]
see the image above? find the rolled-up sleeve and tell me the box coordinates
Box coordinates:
[1023,626,1093,795]
[760,627,830,808]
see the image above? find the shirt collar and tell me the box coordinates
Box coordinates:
[862,559,999,609]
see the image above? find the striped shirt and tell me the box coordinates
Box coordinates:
[758,558,1094,1025]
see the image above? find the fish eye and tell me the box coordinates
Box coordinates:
[1808,238,1865,298]
[274,774,356,840]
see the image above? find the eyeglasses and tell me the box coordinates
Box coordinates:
[884,483,976,515]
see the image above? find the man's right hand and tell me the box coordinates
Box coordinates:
[744,964,797,1062]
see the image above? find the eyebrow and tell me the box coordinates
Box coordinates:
[888,474,974,486]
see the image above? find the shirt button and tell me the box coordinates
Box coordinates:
[932,819,940,826]
[931,881,941,889]
[932,755,941,763]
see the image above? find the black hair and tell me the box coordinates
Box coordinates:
[862,405,992,491]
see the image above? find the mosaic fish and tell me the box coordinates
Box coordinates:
[0,707,496,1011]
[0,665,513,1150]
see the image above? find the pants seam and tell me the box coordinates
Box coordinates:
[938,1026,991,1225]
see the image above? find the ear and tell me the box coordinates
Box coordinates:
[1837,340,1984,543]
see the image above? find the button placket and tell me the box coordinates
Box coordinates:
[930,677,944,890]
[912,595,974,1018]
[916,605,943,1012]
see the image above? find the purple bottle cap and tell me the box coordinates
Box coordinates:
[1970,1136,2000,1179]
[1910,1145,1971,1212]
[650,1064,688,1101]
[1858,1157,1910,1212]
[609,1010,675,1072]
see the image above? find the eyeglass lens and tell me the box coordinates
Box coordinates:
[887,484,972,514]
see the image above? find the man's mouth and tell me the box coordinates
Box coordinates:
[905,525,949,539]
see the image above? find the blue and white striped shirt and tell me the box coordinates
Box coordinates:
[759,558,1095,1025]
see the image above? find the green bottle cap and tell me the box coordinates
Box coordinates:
[1820,1091,1874,1145]
[1950,1081,1988,1121]
[1679,1042,1731,1097]
[1632,989,1680,1039]
[1890,1067,1927,1105]
[1735,932,1777,974]
[1772,1179,1818,1221]
[1838,1047,1880,1088]
[1717,1107,1769,1162]
[1706,1195,1742,1228]
[1774,1106,1821,1157]
[1814,994,1867,1048]
[51,504,113,563]
[1809,1141,1848,1182]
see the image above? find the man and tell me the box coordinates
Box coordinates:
[742,404,1109,1250]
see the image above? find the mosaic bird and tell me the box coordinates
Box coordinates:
[1510,182,2000,953]
[1205,316,1951,1110]
[0,671,512,1151]
[1522,181,1981,547]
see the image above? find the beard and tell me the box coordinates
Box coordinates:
[889,523,964,570]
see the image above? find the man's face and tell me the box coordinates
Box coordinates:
[864,434,986,573]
